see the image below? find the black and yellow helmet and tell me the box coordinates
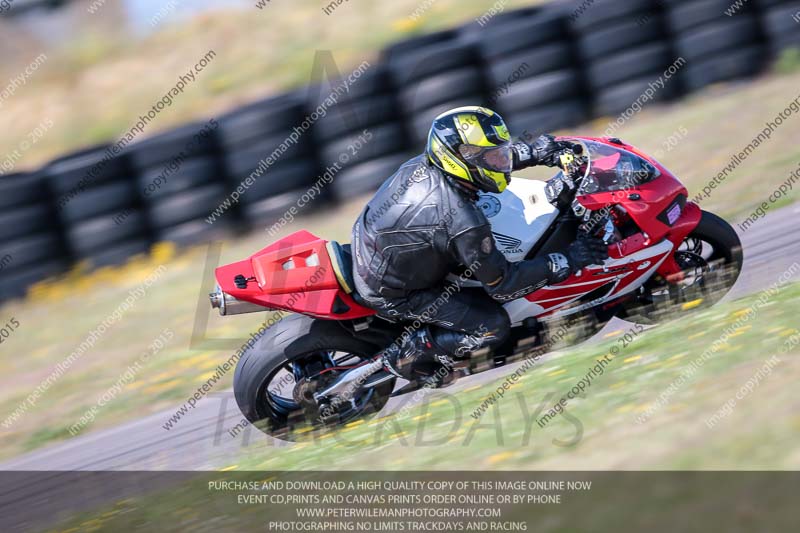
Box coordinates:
[426,106,513,194]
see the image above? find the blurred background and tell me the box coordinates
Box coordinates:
[0,0,799,479]
[1,0,799,295]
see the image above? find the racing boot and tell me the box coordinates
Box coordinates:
[381,328,456,386]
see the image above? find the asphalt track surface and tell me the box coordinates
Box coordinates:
[2,204,798,472]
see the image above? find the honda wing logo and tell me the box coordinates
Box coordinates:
[492,232,523,255]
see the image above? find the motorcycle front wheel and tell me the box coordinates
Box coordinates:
[621,210,743,324]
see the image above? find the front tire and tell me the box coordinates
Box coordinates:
[623,210,743,323]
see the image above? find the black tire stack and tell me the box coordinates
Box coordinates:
[127,121,227,246]
[310,65,410,201]
[474,7,588,135]
[569,0,680,116]
[7,0,800,303]
[44,145,149,269]
[756,0,800,55]
[218,93,319,230]
[665,0,767,92]
[385,30,488,147]
[0,171,68,300]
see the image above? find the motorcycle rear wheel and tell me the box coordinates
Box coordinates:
[233,315,395,440]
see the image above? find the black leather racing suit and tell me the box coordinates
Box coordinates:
[352,154,560,357]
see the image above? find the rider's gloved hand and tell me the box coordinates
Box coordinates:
[513,134,582,168]
[544,174,576,208]
[547,237,609,283]
[568,237,609,269]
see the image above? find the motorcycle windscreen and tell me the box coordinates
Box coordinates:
[577,141,661,195]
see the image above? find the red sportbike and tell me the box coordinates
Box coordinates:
[210,136,743,437]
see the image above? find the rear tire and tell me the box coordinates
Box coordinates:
[233,315,395,440]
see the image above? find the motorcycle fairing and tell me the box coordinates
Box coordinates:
[493,137,708,325]
[502,238,674,324]
[215,230,375,320]
[479,178,560,262]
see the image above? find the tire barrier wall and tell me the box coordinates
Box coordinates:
[1,0,798,300]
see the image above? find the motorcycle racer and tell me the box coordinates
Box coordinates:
[351,106,609,383]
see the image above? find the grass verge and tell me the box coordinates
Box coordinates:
[222,280,800,471]
[45,281,800,532]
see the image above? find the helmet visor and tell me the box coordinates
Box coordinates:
[459,143,513,173]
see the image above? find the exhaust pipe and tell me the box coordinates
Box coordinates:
[209,286,267,316]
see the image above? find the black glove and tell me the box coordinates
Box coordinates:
[567,237,609,270]
[513,134,582,169]
[547,237,609,283]
[544,174,576,208]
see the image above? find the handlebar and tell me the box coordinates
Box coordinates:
[556,140,590,184]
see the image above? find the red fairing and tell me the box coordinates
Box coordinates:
[656,201,703,280]
[215,230,375,320]
[521,136,704,314]
[571,137,692,243]
[567,136,702,277]
[523,243,672,315]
